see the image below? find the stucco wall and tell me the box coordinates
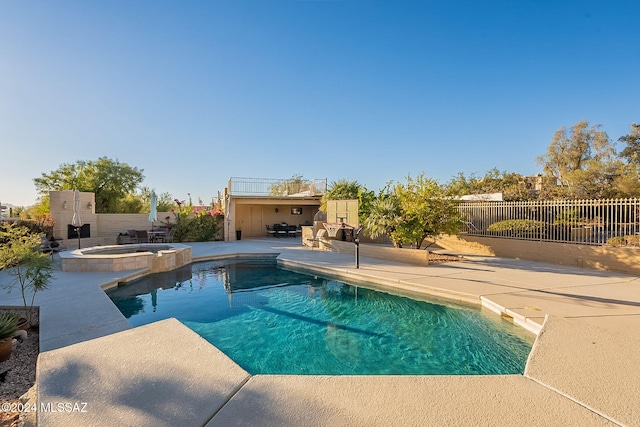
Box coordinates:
[52,212,173,247]
[437,235,640,276]
[320,239,431,266]
[50,190,97,242]
[319,233,640,276]
[97,212,173,243]
[50,190,175,246]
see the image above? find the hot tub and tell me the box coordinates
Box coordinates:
[60,243,192,273]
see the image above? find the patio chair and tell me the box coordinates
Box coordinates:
[156,227,169,243]
[275,224,287,238]
[287,225,297,237]
[40,236,67,258]
[265,225,277,237]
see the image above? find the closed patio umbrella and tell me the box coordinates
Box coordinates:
[149,190,158,230]
[71,189,83,249]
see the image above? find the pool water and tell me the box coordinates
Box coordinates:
[107,259,534,375]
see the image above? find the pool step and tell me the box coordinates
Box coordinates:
[481,296,543,335]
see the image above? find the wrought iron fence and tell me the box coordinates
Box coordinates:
[458,198,640,246]
[228,177,327,197]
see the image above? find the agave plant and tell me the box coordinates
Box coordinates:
[0,313,20,343]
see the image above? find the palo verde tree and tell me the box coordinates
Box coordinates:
[447,168,534,201]
[619,123,640,166]
[536,120,620,199]
[368,174,461,249]
[537,120,609,184]
[611,122,640,197]
[34,157,145,213]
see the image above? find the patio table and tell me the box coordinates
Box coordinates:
[148,230,166,243]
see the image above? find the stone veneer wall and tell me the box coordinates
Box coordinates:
[301,226,316,248]
[60,245,192,273]
[436,235,640,276]
[61,252,155,272]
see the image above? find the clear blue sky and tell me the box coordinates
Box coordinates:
[1,0,638,207]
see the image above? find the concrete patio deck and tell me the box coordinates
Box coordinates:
[1,238,639,426]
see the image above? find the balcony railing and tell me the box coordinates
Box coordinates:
[228,177,327,197]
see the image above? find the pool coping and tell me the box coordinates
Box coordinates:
[4,239,637,426]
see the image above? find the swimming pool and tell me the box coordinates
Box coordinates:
[107,258,534,375]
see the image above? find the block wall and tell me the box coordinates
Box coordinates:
[437,235,640,276]
[320,239,430,266]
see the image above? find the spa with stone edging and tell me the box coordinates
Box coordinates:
[59,243,192,273]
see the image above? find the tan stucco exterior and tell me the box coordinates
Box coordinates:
[49,187,323,244]
[225,196,321,240]
[49,191,172,247]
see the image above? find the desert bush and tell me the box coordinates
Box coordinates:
[170,198,223,242]
[487,219,546,238]
[607,235,640,247]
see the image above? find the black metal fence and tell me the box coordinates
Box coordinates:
[458,198,640,246]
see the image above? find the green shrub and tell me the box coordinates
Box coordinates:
[607,236,626,247]
[607,235,640,247]
[553,209,584,226]
[627,235,640,246]
[0,215,55,244]
[185,214,221,242]
[169,198,223,242]
[487,219,545,238]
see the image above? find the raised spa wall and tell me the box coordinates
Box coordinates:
[59,244,192,273]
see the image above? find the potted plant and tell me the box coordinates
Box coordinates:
[0,313,20,362]
[0,223,54,328]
